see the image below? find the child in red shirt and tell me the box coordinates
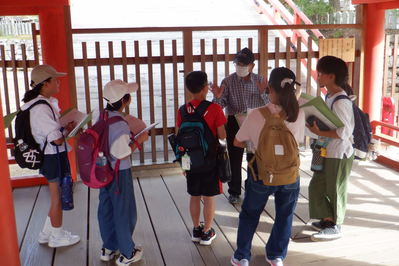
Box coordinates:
[176,71,227,245]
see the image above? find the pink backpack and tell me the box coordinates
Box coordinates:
[77,111,127,188]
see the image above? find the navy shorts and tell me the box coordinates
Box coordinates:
[186,168,221,197]
[39,151,70,183]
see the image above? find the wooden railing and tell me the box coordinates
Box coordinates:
[1,24,362,168]
[371,121,399,171]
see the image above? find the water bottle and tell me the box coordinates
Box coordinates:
[96,152,107,167]
[17,139,28,152]
[60,175,74,211]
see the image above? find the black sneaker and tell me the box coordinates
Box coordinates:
[311,219,328,231]
[191,223,204,242]
[228,194,240,204]
[200,228,216,245]
[311,222,342,241]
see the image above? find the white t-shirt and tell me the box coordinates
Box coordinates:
[236,103,305,150]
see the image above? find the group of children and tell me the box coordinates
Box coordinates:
[23,49,355,266]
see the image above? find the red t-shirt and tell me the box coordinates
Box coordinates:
[176,99,227,136]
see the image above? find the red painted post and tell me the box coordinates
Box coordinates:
[0,99,20,265]
[38,6,77,181]
[362,4,385,121]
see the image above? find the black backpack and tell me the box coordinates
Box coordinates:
[174,100,218,173]
[13,100,56,169]
[331,95,372,160]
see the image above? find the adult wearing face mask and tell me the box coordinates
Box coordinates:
[211,47,269,204]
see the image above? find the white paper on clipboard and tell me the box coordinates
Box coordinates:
[133,122,158,140]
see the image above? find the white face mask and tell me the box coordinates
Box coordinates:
[235,65,249,77]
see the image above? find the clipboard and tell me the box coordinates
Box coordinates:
[134,122,158,140]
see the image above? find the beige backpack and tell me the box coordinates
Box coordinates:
[248,107,300,186]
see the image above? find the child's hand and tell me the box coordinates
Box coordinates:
[209,83,225,99]
[65,121,76,133]
[137,132,149,144]
[257,77,268,94]
[306,121,320,136]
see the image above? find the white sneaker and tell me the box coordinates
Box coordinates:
[38,231,51,244]
[48,230,80,248]
[116,248,143,266]
[100,248,119,261]
[266,257,284,266]
[231,255,249,266]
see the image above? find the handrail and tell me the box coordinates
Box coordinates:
[370,120,399,172]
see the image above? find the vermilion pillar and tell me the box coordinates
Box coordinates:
[362,3,385,121]
[0,99,19,265]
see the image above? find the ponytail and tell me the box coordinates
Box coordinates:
[277,83,299,122]
[22,78,51,103]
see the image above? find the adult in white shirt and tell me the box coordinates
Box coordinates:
[306,56,355,242]
[231,67,305,266]
[21,65,80,248]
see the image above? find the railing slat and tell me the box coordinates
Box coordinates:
[0,45,12,140]
[81,42,92,125]
[95,42,104,111]
[160,40,168,162]
[200,39,206,72]
[296,37,302,88]
[11,44,20,111]
[134,41,145,163]
[172,40,179,134]
[275,38,280,68]
[212,39,218,85]
[108,41,115,80]
[224,38,229,77]
[147,40,156,162]
[236,38,241,52]
[306,36,312,95]
[21,44,29,91]
[121,41,129,114]
[286,37,291,69]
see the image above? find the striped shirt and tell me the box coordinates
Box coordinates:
[214,73,269,115]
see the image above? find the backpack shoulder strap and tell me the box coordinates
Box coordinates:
[330,94,351,110]
[27,99,56,120]
[192,100,212,117]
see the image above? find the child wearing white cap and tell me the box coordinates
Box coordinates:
[21,64,80,248]
[98,79,148,266]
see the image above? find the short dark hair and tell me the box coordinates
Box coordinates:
[234,47,255,65]
[185,71,208,94]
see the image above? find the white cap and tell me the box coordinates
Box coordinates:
[103,79,138,104]
[31,64,66,87]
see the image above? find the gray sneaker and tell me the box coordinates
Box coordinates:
[311,224,342,241]
[228,195,240,204]
[311,220,328,231]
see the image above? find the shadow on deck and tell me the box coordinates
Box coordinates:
[14,150,399,266]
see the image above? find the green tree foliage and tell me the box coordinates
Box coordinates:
[293,0,333,24]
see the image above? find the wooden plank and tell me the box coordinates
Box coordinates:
[121,41,130,114]
[258,29,268,86]
[0,45,12,139]
[108,41,115,80]
[13,186,40,247]
[147,40,156,163]
[21,43,29,91]
[183,30,193,102]
[162,174,234,265]
[53,182,89,265]
[200,39,206,72]
[248,37,253,52]
[160,40,168,162]
[224,38,229,76]
[306,37,312,95]
[11,44,20,110]
[82,42,92,124]
[286,37,291,69]
[134,41,145,163]
[172,40,179,133]
[31,23,39,65]
[212,39,218,85]
[236,38,241,52]
[95,42,104,111]
[275,37,280,68]
[296,37,302,89]
[19,186,54,266]
[138,176,204,266]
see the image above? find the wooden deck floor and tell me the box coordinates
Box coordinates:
[14,151,399,266]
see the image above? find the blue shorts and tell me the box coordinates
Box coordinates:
[39,151,70,183]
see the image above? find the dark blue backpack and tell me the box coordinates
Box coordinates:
[175,101,217,173]
[331,95,372,160]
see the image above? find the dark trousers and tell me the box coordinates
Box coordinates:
[226,115,245,196]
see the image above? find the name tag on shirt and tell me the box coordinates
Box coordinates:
[274,145,284,155]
